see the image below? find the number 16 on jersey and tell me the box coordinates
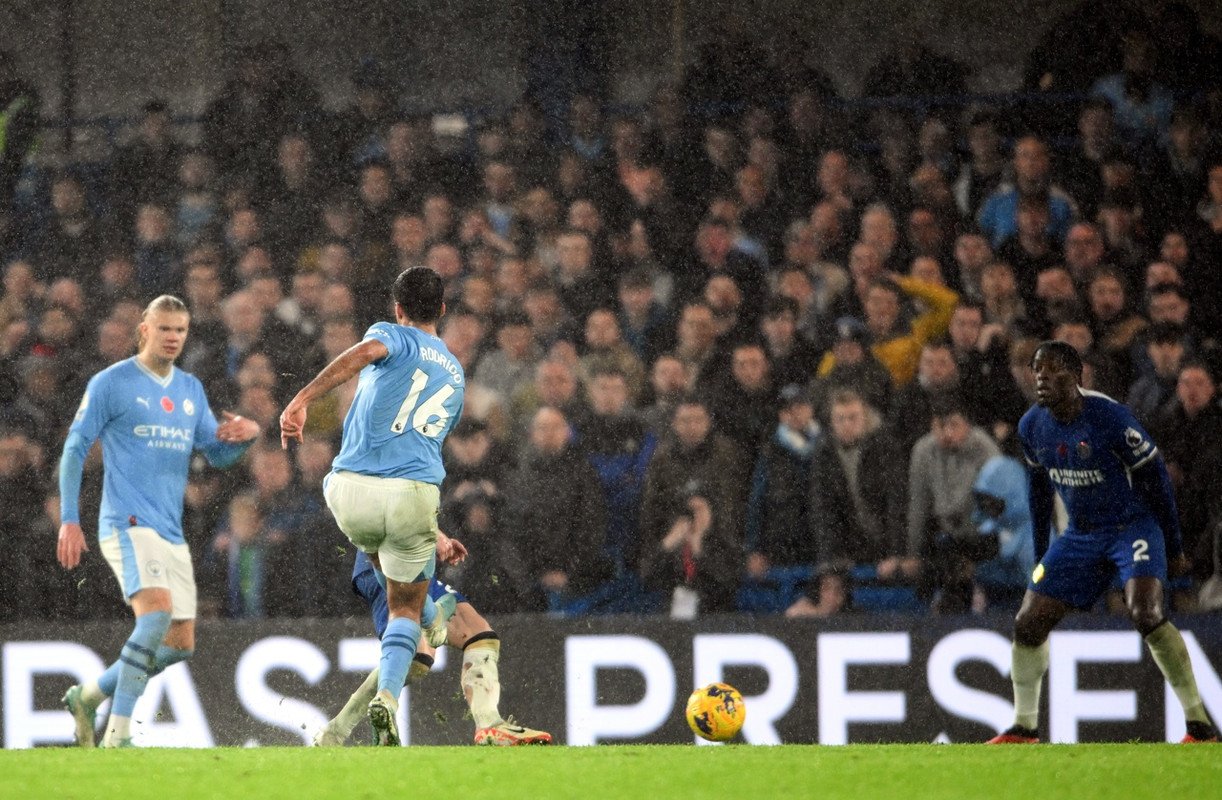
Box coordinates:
[391,368,456,438]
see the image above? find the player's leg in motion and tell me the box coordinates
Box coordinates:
[987,590,1069,744]
[449,605,551,746]
[367,561,428,746]
[314,569,454,746]
[65,623,194,748]
[99,590,173,747]
[1127,578,1218,743]
[64,532,198,747]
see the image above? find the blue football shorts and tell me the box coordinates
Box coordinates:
[1029,517,1167,609]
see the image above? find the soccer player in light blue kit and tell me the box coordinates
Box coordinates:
[280,266,464,746]
[989,340,1218,744]
[58,295,260,748]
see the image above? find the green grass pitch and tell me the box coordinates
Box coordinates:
[2,744,1217,800]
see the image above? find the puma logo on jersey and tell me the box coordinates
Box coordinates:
[136,397,150,409]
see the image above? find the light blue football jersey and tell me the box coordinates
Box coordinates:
[63,358,243,544]
[331,322,465,484]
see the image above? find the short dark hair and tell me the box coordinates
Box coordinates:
[953,298,986,317]
[929,391,968,421]
[1033,340,1084,378]
[392,267,445,323]
[1146,321,1185,346]
[763,295,800,320]
[1147,282,1188,304]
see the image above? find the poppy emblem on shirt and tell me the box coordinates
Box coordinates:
[1076,440,1091,459]
[161,396,175,413]
[1056,442,1069,459]
[183,399,195,416]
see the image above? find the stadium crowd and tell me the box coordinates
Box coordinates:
[1,6,1221,622]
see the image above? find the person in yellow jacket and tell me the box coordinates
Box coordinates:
[815,274,958,387]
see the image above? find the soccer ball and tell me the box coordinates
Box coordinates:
[685,682,746,742]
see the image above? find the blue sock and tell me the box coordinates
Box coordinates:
[112,611,171,718]
[373,569,387,590]
[378,617,421,696]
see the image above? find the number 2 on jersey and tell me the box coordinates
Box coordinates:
[390,368,455,438]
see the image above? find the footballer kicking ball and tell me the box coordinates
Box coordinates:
[685,682,746,742]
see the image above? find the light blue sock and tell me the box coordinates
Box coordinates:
[97,661,122,697]
[421,594,438,628]
[112,611,172,718]
[378,617,421,696]
[97,643,192,697]
[149,645,194,677]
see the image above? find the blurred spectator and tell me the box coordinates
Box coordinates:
[202,42,321,180]
[0,428,47,620]
[112,99,183,219]
[1129,322,1188,426]
[997,196,1059,296]
[616,268,671,366]
[810,389,909,572]
[818,274,958,388]
[133,202,181,296]
[1056,98,1121,221]
[947,300,1026,441]
[977,136,1076,248]
[576,364,657,575]
[503,406,611,610]
[1151,361,1222,581]
[809,317,893,421]
[707,341,777,475]
[1143,108,1207,236]
[1087,266,1146,392]
[638,396,743,616]
[26,172,107,284]
[439,486,534,614]
[906,395,1000,612]
[745,384,821,572]
[639,354,690,437]
[970,455,1035,610]
[1092,25,1174,150]
[208,493,278,619]
[440,417,511,531]
[578,308,645,401]
[174,150,220,250]
[759,296,821,391]
[508,358,585,447]
[954,111,1008,220]
[889,339,972,457]
[475,310,541,401]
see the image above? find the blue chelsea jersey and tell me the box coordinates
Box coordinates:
[331,322,465,484]
[1017,390,1161,531]
[68,358,229,544]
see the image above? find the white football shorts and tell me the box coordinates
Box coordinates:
[99,526,197,620]
[323,470,440,583]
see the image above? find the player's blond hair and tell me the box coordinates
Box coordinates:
[137,294,190,349]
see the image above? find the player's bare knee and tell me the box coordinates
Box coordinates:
[1128,605,1165,637]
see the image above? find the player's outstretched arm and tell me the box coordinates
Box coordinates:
[280,339,389,447]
